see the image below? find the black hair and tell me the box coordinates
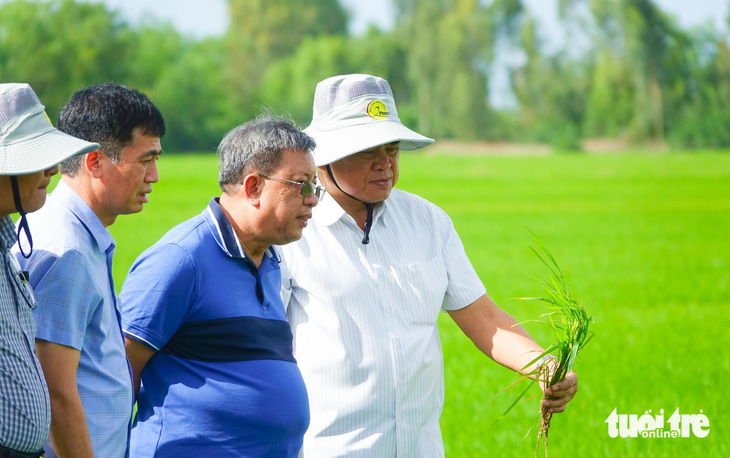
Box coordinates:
[58,82,165,175]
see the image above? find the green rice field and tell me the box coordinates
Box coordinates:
[104,150,729,457]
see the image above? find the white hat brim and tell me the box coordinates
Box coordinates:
[0,129,99,175]
[306,120,434,166]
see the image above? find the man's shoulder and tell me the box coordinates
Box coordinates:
[155,212,207,244]
[23,198,93,254]
[389,188,437,205]
[26,192,77,227]
[137,213,210,263]
[387,188,450,220]
[122,217,206,299]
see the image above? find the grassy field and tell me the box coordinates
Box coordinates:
[104,151,729,457]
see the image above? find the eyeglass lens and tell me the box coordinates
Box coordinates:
[301,182,324,199]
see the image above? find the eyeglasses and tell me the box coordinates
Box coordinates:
[258,174,326,199]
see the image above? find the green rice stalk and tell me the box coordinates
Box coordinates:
[495,229,594,458]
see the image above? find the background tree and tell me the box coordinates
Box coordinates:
[394,0,523,140]
[0,0,133,121]
[124,22,187,95]
[259,35,352,123]
[510,15,590,149]
[151,37,239,152]
[260,26,409,126]
[225,0,349,120]
[1,0,728,151]
[666,23,730,148]
[571,0,690,143]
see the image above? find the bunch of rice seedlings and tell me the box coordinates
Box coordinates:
[496,229,594,457]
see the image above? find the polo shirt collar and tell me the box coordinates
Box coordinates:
[52,180,115,254]
[204,197,278,262]
[315,192,388,229]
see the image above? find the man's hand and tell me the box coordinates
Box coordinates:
[541,370,578,413]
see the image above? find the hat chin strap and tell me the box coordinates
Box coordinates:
[325,165,374,245]
[10,176,33,258]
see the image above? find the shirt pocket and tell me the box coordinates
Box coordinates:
[386,255,448,326]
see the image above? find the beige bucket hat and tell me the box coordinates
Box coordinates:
[304,74,434,166]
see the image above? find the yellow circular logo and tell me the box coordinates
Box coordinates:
[366,100,388,120]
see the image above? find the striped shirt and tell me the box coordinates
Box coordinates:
[279,188,486,457]
[0,215,50,452]
[13,181,133,458]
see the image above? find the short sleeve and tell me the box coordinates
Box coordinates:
[120,243,197,351]
[441,221,487,311]
[27,250,101,350]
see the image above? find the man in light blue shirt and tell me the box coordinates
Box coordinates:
[14,83,165,458]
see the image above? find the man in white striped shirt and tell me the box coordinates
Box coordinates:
[279,74,579,457]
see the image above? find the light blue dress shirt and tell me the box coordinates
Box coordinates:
[13,181,133,458]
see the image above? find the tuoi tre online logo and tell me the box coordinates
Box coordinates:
[605,408,710,438]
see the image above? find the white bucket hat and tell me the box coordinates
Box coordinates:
[304,74,434,166]
[0,83,99,175]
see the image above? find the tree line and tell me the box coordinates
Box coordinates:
[1,0,728,152]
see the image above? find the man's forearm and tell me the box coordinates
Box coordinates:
[448,293,546,374]
[48,391,94,458]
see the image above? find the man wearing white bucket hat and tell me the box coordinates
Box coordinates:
[279,74,579,456]
[13,83,165,458]
[0,83,98,458]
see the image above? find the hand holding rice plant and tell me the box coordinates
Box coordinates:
[497,229,594,457]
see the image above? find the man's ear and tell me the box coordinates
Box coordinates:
[317,166,328,183]
[241,173,263,208]
[84,150,104,178]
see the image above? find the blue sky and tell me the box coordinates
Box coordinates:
[0,0,725,38]
[88,0,727,39]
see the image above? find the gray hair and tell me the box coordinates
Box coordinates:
[218,114,315,192]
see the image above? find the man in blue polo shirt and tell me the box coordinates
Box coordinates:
[121,114,322,457]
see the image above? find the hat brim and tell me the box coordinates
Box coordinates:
[0,129,99,175]
[305,120,434,166]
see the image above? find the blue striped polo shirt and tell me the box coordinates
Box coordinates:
[120,198,309,457]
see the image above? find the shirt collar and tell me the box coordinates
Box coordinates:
[0,215,16,250]
[315,193,388,229]
[52,180,115,254]
[203,197,278,262]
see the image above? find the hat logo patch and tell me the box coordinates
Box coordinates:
[366,100,388,120]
